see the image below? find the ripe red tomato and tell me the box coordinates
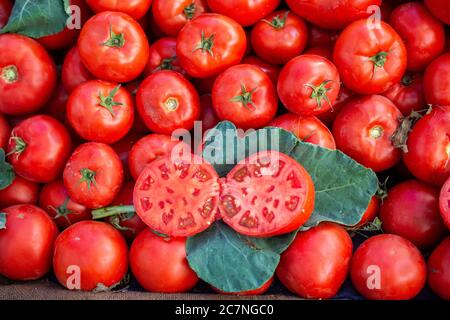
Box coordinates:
[0,204,59,280]
[212,64,278,130]
[199,94,220,132]
[62,46,94,93]
[0,176,40,209]
[86,0,152,20]
[212,277,274,296]
[428,237,450,299]
[251,11,308,65]
[425,0,450,25]
[136,70,200,134]
[78,11,150,82]
[130,229,199,292]
[334,19,407,95]
[278,55,340,116]
[67,80,134,144]
[241,56,280,86]
[380,180,447,249]
[332,95,402,172]
[423,53,450,106]
[111,131,143,180]
[316,86,354,127]
[0,0,12,29]
[53,221,128,291]
[0,112,10,149]
[277,223,352,299]
[307,25,339,48]
[303,46,333,61]
[269,113,336,149]
[0,34,57,115]
[43,84,69,123]
[7,115,72,183]
[220,150,315,237]
[144,37,187,77]
[439,176,450,229]
[355,196,380,227]
[207,0,280,27]
[63,142,124,209]
[39,180,92,230]
[176,13,246,78]
[403,106,450,186]
[152,0,209,36]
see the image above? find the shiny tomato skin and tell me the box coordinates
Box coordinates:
[176,13,247,79]
[0,0,12,29]
[303,46,333,61]
[130,229,199,292]
[425,0,450,25]
[144,37,187,77]
[212,64,277,130]
[53,220,128,291]
[0,34,57,116]
[241,56,280,86]
[62,46,94,93]
[332,95,402,172]
[423,53,450,106]
[86,0,152,20]
[350,234,427,300]
[199,94,220,132]
[0,204,59,281]
[43,84,69,123]
[428,237,450,299]
[0,176,40,209]
[111,130,143,181]
[277,55,340,116]
[63,142,124,209]
[136,70,200,134]
[334,19,407,95]
[355,196,380,227]
[439,177,450,229]
[269,113,336,149]
[212,277,274,296]
[316,86,354,127]
[251,10,308,65]
[78,11,150,83]
[277,222,352,299]
[0,112,10,149]
[403,106,450,186]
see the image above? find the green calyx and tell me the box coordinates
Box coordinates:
[156,56,176,71]
[401,73,413,86]
[6,136,27,157]
[183,2,196,20]
[304,80,334,108]
[230,83,257,110]
[263,11,289,30]
[369,51,389,70]
[99,85,123,116]
[103,25,125,48]
[79,168,97,190]
[1,65,18,83]
[50,197,75,224]
[193,31,215,56]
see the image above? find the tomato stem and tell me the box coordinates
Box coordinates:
[183,2,196,20]
[164,97,179,111]
[193,31,215,56]
[1,65,18,83]
[48,197,76,225]
[401,73,413,86]
[369,51,388,71]
[304,80,335,109]
[262,11,289,30]
[230,83,257,111]
[79,168,97,190]
[369,125,384,139]
[92,205,136,219]
[391,109,425,153]
[6,136,26,157]
[98,85,123,116]
[103,25,125,48]
[156,56,176,71]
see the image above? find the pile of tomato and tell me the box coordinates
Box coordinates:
[0,0,450,300]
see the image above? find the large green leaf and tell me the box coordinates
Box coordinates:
[0,149,14,190]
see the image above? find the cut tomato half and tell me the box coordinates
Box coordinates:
[439,177,450,230]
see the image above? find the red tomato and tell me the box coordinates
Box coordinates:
[213,277,274,296]
[53,221,128,291]
[176,13,246,78]
[428,237,450,299]
[62,46,94,93]
[380,180,447,249]
[0,34,57,115]
[212,64,278,130]
[136,70,200,134]
[130,229,199,292]
[152,0,209,36]
[0,0,12,28]
[307,25,339,48]
[277,222,352,299]
[0,112,10,149]
[111,131,143,180]
[332,95,402,172]
[303,46,333,61]
[199,94,220,132]
[143,37,187,77]
[67,80,134,144]
[193,75,218,95]
[403,106,450,186]
[334,19,407,95]
[43,84,69,123]
[207,0,280,27]
[86,0,152,20]
[39,180,92,230]
[278,55,340,116]
[439,176,450,229]
[7,115,72,183]
[355,196,380,227]
[0,176,40,209]
[0,204,59,280]
[63,142,124,209]
[220,150,315,237]
[251,11,308,65]
[423,53,450,106]
[269,113,336,149]
[350,234,427,300]
[425,0,450,25]
[78,11,150,82]
[241,56,280,86]
[316,86,354,127]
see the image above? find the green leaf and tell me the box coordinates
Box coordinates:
[0,0,68,38]
[0,149,15,190]
[0,213,6,229]
[186,222,296,292]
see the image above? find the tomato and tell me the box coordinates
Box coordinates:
[67,80,134,144]
[213,277,274,296]
[380,180,447,249]
[316,86,354,127]
[143,37,187,77]
[403,106,450,186]
[0,204,59,280]
[251,11,308,65]
[199,94,220,132]
[423,53,450,106]
[303,46,333,61]
[390,3,445,71]
[0,34,57,116]
[307,25,339,48]
[332,95,402,172]
[428,237,450,299]
[381,72,426,116]
[7,115,72,183]
[130,229,199,292]
[78,11,149,83]
[152,0,209,36]
[278,55,340,116]
[277,222,352,299]
[111,131,143,180]
[241,56,280,86]
[355,196,380,227]
[439,176,450,229]
[53,221,128,291]
[43,84,69,123]
[86,0,152,20]
[136,70,200,134]
[63,142,124,209]
[425,0,450,25]
[0,0,12,29]
[0,176,40,209]
[269,113,336,149]
[39,180,91,230]
[207,0,280,27]
[62,46,94,93]
[212,64,277,130]
[334,19,407,95]
[286,0,381,30]
[350,234,427,300]
[176,13,246,78]
[0,112,10,149]
[220,150,315,237]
